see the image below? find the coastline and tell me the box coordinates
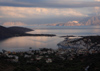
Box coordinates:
[0,35,100,71]
[0,34,56,40]
[0,46,100,71]
[58,35,100,49]
[0,25,56,40]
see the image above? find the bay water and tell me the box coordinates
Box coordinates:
[0,26,100,51]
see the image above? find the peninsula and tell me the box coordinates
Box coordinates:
[0,25,56,39]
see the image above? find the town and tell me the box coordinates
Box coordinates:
[0,36,100,71]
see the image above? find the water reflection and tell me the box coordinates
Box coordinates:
[0,36,64,51]
[1,26,100,51]
[27,28,100,36]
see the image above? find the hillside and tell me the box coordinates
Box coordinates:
[0,25,56,39]
[0,25,33,39]
[0,25,13,38]
[8,26,33,34]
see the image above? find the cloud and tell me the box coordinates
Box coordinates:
[0,6,88,18]
[95,0,100,1]
[0,6,26,18]
[2,22,27,26]
[0,0,100,8]
[0,20,2,24]
[94,7,100,15]
[0,16,3,18]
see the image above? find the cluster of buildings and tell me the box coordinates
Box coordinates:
[58,37,100,59]
[58,38,91,49]
[0,43,100,64]
[0,49,55,63]
[58,37,100,54]
[0,37,100,64]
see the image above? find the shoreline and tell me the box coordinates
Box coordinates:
[0,34,56,40]
[0,35,100,71]
[0,47,100,71]
[58,35,100,49]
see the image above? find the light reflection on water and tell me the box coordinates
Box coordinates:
[0,36,64,51]
[27,28,100,36]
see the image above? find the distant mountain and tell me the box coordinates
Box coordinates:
[0,25,33,39]
[44,16,100,26]
[80,16,100,25]
[2,22,27,26]
[45,21,83,26]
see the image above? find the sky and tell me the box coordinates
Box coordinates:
[0,0,100,26]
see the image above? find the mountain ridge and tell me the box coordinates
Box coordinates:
[80,16,100,26]
[43,16,100,26]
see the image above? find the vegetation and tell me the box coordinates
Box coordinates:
[0,52,100,71]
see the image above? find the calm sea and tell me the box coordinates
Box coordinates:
[0,26,100,51]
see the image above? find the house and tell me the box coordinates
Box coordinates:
[14,56,18,59]
[4,52,9,56]
[26,58,34,63]
[27,51,34,55]
[59,51,66,55]
[85,65,90,71]
[12,59,18,62]
[7,55,14,58]
[10,56,19,62]
[0,52,2,55]
[60,56,66,60]
[36,56,43,60]
[67,56,73,60]
[45,55,49,57]
[12,52,16,54]
[46,58,52,63]
[42,51,47,54]
[89,49,94,54]
[24,54,31,58]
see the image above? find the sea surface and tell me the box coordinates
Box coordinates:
[0,26,100,51]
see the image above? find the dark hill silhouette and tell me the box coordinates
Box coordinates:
[0,25,13,38]
[8,26,33,34]
[0,25,56,39]
[0,25,33,39]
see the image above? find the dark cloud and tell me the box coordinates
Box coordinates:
[0,0,100,8]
